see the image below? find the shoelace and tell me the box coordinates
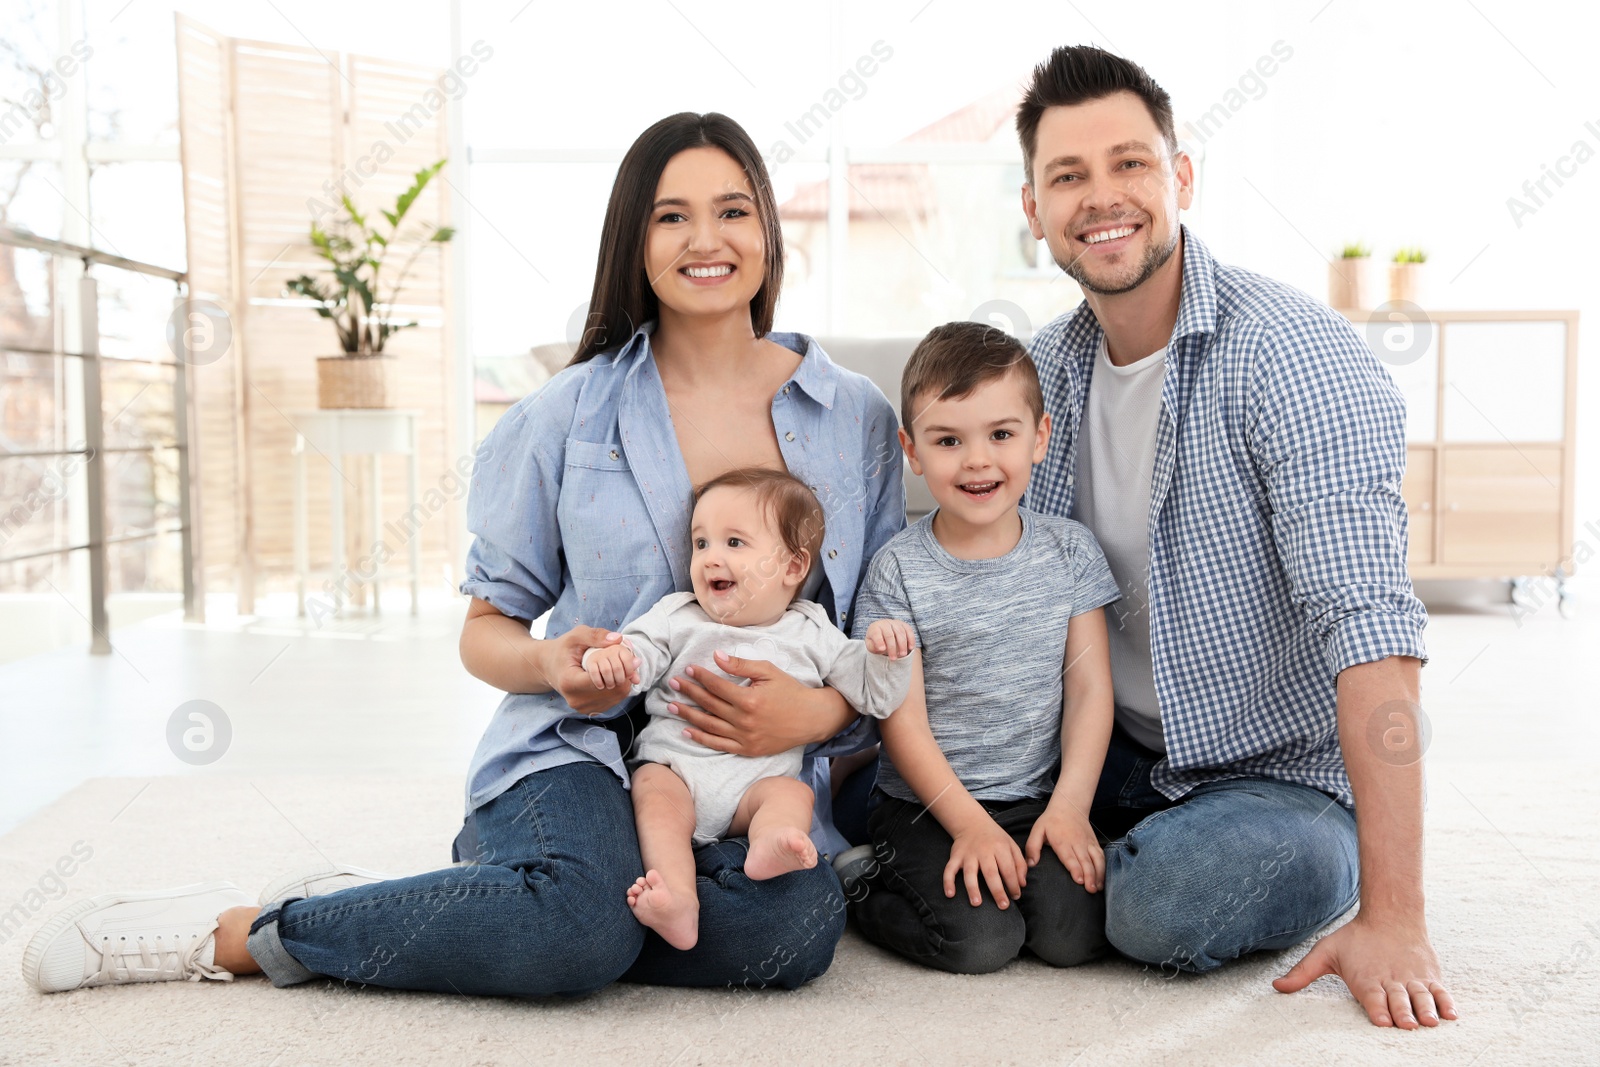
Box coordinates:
[90,931,234,985]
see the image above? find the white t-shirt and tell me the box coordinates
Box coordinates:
[1073,336,1167,752]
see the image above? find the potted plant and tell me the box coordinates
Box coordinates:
[1389,246,1427,304]
[286,159,455,408]
[1327,241,1375,310]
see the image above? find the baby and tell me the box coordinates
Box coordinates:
[582,467,914,950]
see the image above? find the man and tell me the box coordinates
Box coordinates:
[1016,44,1456,1029]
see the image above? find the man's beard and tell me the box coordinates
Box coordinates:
[1055,221,1180,296]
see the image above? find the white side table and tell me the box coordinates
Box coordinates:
[292,409,422,617]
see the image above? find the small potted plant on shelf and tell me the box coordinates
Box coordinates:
[1389,246,1427,304]
[286,159,455,409]
[1328,241,1375,310]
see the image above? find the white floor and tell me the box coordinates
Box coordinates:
[1,577,1596,1065]
[0,590,500,837]
[1,578,1594,837]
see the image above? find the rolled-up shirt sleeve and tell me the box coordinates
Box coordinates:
[459,383,573,623]
[1250,314,1429,674]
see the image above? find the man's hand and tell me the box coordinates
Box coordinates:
[581,640,639,691]
[667,649,849,757]
[1274,912,1457,1028]
[542,626,628,716]
[1303,655,1457,1028]
[865,618,916,660]
[945,816,1027,908]
[1025,800,1104,893]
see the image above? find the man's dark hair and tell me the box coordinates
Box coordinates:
[900,321,1043,433]
[1015,45,1177,184]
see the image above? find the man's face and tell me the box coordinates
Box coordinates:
[1021,91,1193,296]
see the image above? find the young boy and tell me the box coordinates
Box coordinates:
[582,467,914,951]
[847,321,1121,975]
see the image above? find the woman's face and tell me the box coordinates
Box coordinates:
[644,146,767,322]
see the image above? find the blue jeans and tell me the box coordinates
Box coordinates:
[1092,724,1360,973]
[246,761,847,995]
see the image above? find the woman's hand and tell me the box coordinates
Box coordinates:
[667,649,853,757]
[542,626,629,715]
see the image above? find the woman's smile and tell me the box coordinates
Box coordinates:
[679,261,737,286]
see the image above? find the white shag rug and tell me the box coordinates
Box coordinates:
[1,768,1595,1066]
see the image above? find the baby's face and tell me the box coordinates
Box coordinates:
[689,486,803,627]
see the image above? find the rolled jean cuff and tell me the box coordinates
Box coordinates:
[246,901,318,988]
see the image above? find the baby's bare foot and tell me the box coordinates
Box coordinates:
[744,827,818,881]
[627,870,698,950]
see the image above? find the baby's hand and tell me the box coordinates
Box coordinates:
[865,619,916,660]
[581,641,639,690]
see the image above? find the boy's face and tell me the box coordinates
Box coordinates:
[690,485,808,626]
[899,371,1051,531]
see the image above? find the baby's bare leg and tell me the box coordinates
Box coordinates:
[628,763,701,950]
[730,777,818,881]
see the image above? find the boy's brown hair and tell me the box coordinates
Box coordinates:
[693,467,826,570]
[900,321,1043,433]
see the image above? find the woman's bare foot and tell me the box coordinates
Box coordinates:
[744,826,818,881]
[627,870,699,950]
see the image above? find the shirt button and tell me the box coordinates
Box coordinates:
[828,549,837,559]
[1067,474,1075,486]
[785,432,795,442]
[608,449,620,460]
[783,386,790,395]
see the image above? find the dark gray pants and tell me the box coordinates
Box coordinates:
[851,793,1108,974]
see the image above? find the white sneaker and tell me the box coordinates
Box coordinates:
[257,864,389,907]
[22,882,251,994]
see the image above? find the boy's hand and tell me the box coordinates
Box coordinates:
[945,817,1028,908]
[1025,801,1105,893]
[865,619,916,660]
[581,641,639,691]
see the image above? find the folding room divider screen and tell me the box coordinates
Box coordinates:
[175,15,458,612]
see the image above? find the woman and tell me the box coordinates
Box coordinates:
[24,112,904,997]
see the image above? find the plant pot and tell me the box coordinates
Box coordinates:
[317,355,394,409]
[1328,258,1376,310]
[1388,262,1424,305]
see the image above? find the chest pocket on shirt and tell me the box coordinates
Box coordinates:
[560,439,677,580]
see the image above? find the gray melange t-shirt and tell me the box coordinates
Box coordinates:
[850,508,1121,803]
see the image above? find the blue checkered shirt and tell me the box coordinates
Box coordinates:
[1025,227,1428,809]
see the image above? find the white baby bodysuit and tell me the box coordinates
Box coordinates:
[592,591,911,844]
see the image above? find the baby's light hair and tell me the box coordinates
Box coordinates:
[693,467,826,575]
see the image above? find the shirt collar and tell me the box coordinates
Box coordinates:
[610,322,839,410]
[773,332,839,410]
[1056,223,1219,360]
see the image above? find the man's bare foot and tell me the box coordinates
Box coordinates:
[627,870,699,950]
[744,826,818,881]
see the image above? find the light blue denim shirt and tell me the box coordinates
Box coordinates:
[459,322,905,857]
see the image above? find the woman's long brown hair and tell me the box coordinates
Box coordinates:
[570,112,785,364]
